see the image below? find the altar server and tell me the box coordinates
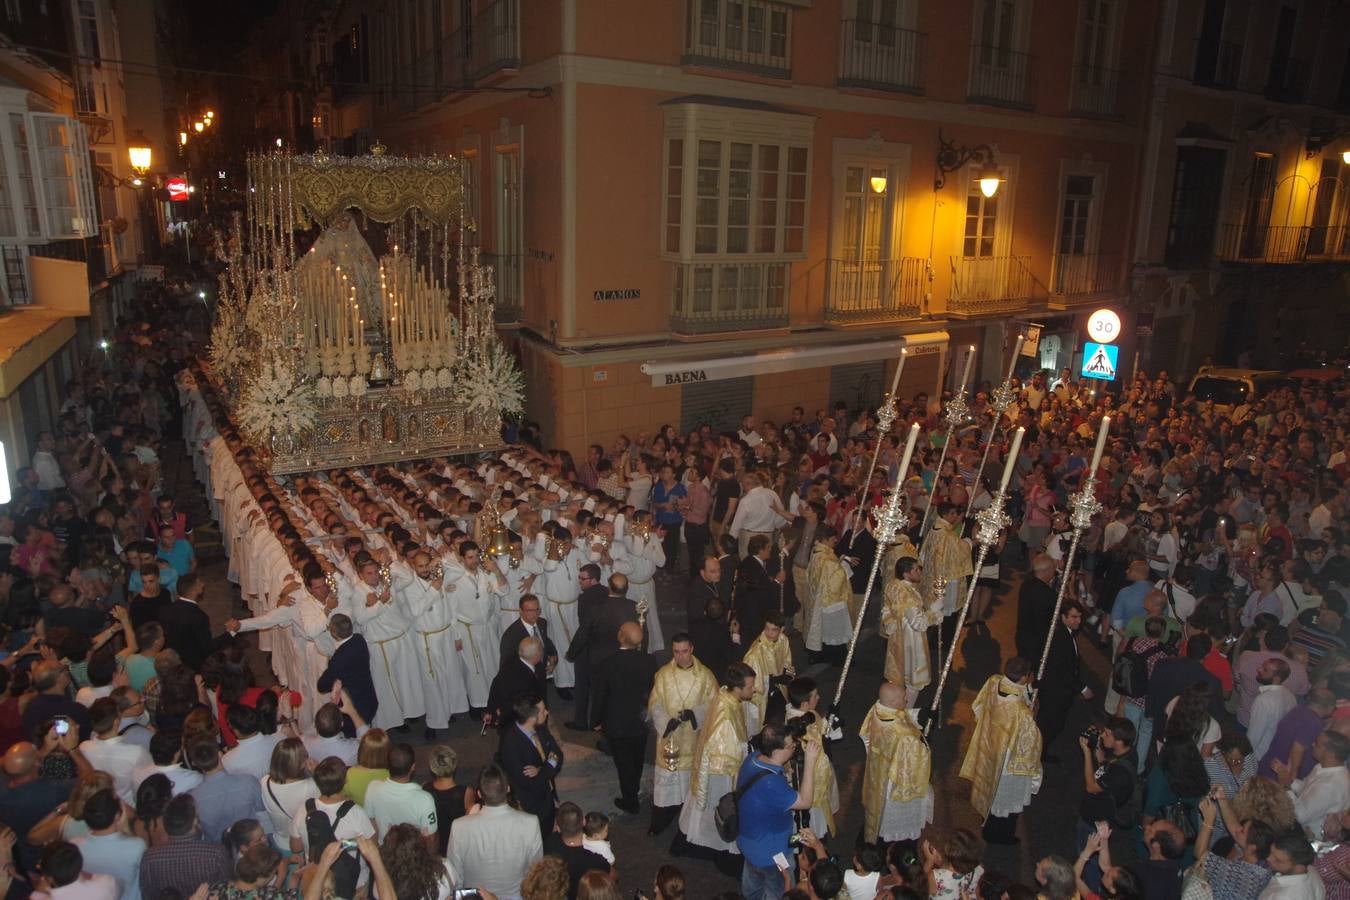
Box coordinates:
[960,657,1043,845]
[540,523,584,691]
[393,549,469,738]
[450,541,507,712]
[348,553,425,731]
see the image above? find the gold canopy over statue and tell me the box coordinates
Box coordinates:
[208,146,524,474]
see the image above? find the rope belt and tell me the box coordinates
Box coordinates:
[418,623,455,677]
[459,621,484,674]
[546,598,577,643]
[371,634,405,709]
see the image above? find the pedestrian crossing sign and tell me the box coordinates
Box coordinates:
[1080,342,1119,381]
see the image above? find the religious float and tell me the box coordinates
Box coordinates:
[207,144,523,474]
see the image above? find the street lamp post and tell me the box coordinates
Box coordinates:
[126,131,157,263]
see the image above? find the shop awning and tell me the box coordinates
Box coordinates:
[642,331,949,387]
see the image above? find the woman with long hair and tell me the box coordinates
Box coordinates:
[1142,720,1209,836]
[652,864,686,900]
[26,770,118,845]
[133,773,174,846]
[260,738,319,851]
[521,857,569,900]
[575,871,623,900]
[379,823,456,900]
[1164,682,1220,758]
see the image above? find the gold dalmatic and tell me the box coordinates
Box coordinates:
[742,633,793,724]
[959,675,1043,819]
[858,702,931,843]
[689,688,749,807]
[880,578,937,688]
[649,659,718,773]
[919,517,973,606]
[788,710,840,835]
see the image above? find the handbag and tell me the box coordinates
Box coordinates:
[714,768,772,842]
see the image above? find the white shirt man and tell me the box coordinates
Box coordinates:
[222,731,284,781]
[132,759,203,795]
[447,767,543,899]
[80,730,152,805]
[1248,670,1298,760]
[1287,734,1350,840]
[362,747,436,842]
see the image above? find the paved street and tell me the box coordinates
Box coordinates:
[169,440,1117,895]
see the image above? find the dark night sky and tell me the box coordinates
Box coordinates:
[164,0,281,68]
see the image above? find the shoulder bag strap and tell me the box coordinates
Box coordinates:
[735,768,773,800]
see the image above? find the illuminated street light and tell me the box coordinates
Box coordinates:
[194,121,205,133]
[127,130,152,175]
[934,128,1001,198]
[179,131,188,146]
[977,161,1002,198]
[869,174,887,194]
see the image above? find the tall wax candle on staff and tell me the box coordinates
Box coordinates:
[998,427,1026,493]
[1005,334,1025,384]
[958,345,975,395]
[887,348,908,400]
[896,422,920,487]
[1089,415,1111,476]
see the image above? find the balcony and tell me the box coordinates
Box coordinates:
[1069,64,1121,118]
[825,257,925,323]
[1051,253,1122,300]
[837,19,924,94]
[1193,39,1243,89]
[443,0,521,88]
[1264,58,1310,103]
[1217,224,1350,263]
[948,255,1036,316]
[682,0,792,78]
[671,260,790,334]
[968,44,1034,108]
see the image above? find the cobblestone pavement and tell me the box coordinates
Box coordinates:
[166,437,1117,895]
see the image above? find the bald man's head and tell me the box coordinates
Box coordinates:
[878,681,904,709]
[618,621,643,648]
[3,742,38,779]
[1032,554,1056,581]
[518,636,543,663]
[608,573,629,597]
[33,660,67,693]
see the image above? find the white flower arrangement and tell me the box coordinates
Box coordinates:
[315,376,332,398]
[237,360,317,444]
[331,376,349,399]
[404,369,422,393]
[436,367,453,389]
[349,375,367,397]
[461,342,524,419]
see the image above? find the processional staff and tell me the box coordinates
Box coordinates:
[830,423,921,712]
[925,426,1025,737]
[963,334,1025,527]
[1032,415,1110,695]
[847,350,906,548]
[917,345,975,539]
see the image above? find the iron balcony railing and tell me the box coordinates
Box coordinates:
[1052,252,1121,296]
[825,257,925,322]
[948,255,1036,315]
[1193,39,1243,89]
[837,19,924,93]
[1069,63,1121,117]
[682,0,792,78]
[443,0,521,88]
[671,260,790,333]
[968,43,1034,108]
[1217,224,1350,263]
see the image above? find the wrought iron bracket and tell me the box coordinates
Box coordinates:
[934,128,998,192]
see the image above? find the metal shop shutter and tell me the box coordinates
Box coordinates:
[829,360,886,413]
[680,376,754,435]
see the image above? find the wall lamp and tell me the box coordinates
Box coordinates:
[935,128,1001,197]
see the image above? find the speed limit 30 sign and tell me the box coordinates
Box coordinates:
[1086,308,1121,344]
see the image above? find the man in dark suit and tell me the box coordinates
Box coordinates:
[689,597,736,682]
[592,621,657,813]
[564,564,609,731]
[499,594,558,676]
[158,573,214,670]
[688,552,724,630]
[1016,555,1059,661]
[565,572,637,730]
[498,692,564,836]
[716,535,738,608]
[488,635,549,725]
[733,535,780,650]
[836,514,879,599]
[1036,601,1093,761]
[316,614,378,725]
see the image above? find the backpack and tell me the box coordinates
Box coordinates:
[714,768,772,842]
[1112,639,1167,698]
[305,798,360,898]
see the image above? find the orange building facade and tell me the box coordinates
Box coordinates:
[322,0,1160,455]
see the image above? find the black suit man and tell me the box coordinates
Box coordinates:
[733,537,779,650]
[1016,555,1059,661]
[836,522,879,597]
[158,573,214,670]
[498,692,564,836]
[499,596,559,675]
[1036,602,1093,758]
[489,635,550,724]
[316,614,378,725]
[592,621,658,813]
[566,572,638,729]
[564,565,609,730]
[687,553,724,630]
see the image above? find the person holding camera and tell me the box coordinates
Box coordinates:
[1076,716,1138,868]
[734,720,821,900]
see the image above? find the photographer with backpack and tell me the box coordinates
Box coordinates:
[734,720,821,900]
[1076,717,1139,890]
[287,756,375,898]
[1112,616,1174,773]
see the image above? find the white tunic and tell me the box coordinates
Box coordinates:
[233,590,333,724]
[394,564,470,728]
[615,534,666,652]
[347,575,426,729]
[540,548,583,689]
[450,566,505,708]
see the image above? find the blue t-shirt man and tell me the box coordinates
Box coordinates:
[735,730,820,900]
[1111,565,1153,633]
[157,538,196,578]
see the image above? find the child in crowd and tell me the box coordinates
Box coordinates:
[845,843,884,900]
[582,811,615,865]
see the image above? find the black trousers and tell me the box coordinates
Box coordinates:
[983,811,1021,844]
[661,524,683,575]
[572,660,592,725]
[1036,694,1073,750]
[609,733,648,803]
[685,522,710,577]
[650,803,680,835]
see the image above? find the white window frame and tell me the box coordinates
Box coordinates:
[972,0,1033,56]
[685,0,794,73]
[493,122,523,310]
[951,154,1018,261]
[828,136,911,262]
[1051,158,1108,292]
[1072,0,1121,72]
[661,102,814,262]
[0,92,98,244]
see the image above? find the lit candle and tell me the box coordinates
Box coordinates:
[958,345,975,395]
[896,422,920,486]
[998,426,1025,493]
[887,348,908,398]
[1089,414,1111,476]
[1005,334,1025,383]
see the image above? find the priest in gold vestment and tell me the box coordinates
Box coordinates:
[785,676,840,838]
[678,660,755,854]
[805,525,853,660]
[920,503,974,619]
[859,681,933,842]
[880,557,940,707]
[741,612,793,734]
[959,656,1043,845]
[648,633,719,836]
